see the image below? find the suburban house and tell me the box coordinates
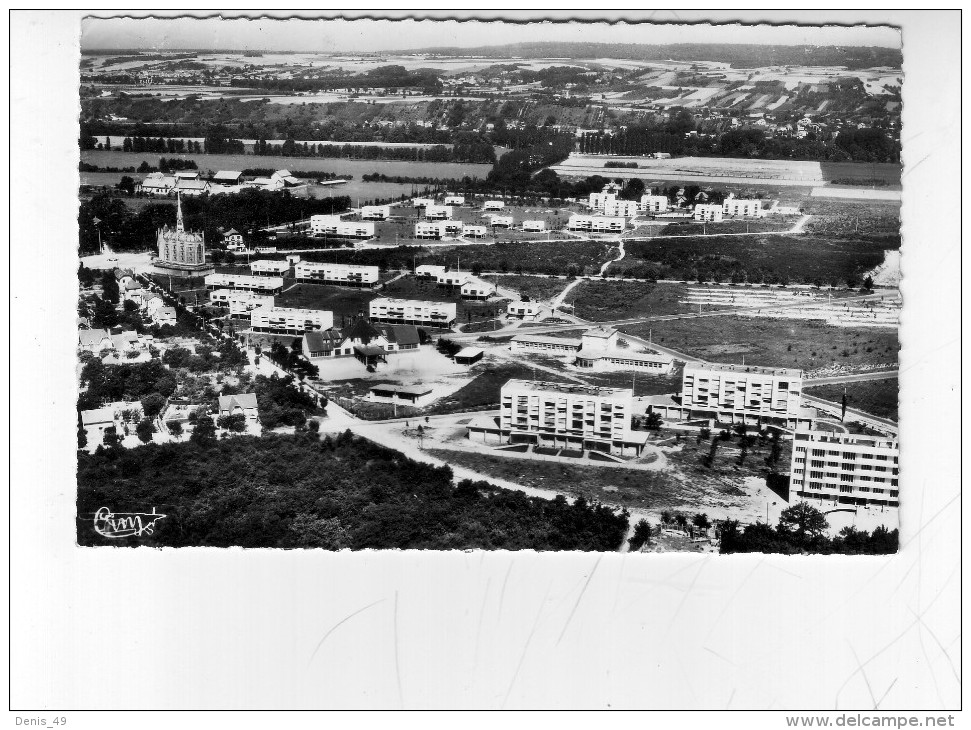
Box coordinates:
[250,306,334,335]
[78,328,114,353]
[302,319,422,366]
[151,306,178,326]
[412,198,435,208]
[80,407,116,444]
[222,228,244,247]
[369,297,456,328]
[114,268,136,290]
[217,393,259,422]
[489,215,514,229]
[415,264,447,279]
[443,195,464,206]
[293,261,379,287]
[174,178,210,197]
[461,277,493,300]
[462,225,488,238]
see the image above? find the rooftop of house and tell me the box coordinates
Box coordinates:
[81,407,115,426]
[218,393,258,411]
[79,328,111,346]
[304,329,345,352]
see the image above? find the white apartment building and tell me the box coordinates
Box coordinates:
[506,301,543,320]
[603,199,639,218]
[462,225,488,238]
[567,215,625,233]
[369,297,457,328]
[443,195,465,206]
[722,195,765,218]
[361,205,391,220]
[250,259,290,276]
[790,431,899,507]
[415,264,447,279]
[461,277,493,300]
[694,204,724,222]
[437,270,472,287]
[489,215,514,228]
[204,273,284,295]
[250,306,334,335]
[483,200,504,211]
[309,215,375,239]
[522,220,546,232]
[476,379,647,457]
[681,362,804,427]
[424,204,453,220]
[589,192,616,210]
[209,289,274,315]
[640,194,669,213]
[293,262,379,287]
[415,221,448,239]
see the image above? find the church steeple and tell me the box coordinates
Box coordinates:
[175,191,184,233]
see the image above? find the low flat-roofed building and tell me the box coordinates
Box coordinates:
[413,197,435,208]
[204,273,284,294]
[483,200,504,211]
[507,301,542,320]
[462,225,488,238]
[681,361,805,427]
[454,347,484,365]
[416,264,447,279]
[369,297,456,328]
[293,261,379,287]
[250,306,333,335]
[209,289,274,315]
[510,333,581,353]
[250,259,290,276]
[522,220,546,232]
[415,221,446,239]
[568,214,625,233]
[309,215,375,239]
[81,407,116,442]
[443,195,464,206]
[424,204,453,220]
[368,384,435,408]
[489,215,514,228]
[790,430,899,507]
[213,170,243,186]
[461,277,493,300]
[361,205,391,220]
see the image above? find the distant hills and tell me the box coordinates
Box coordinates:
[399,42,902,70]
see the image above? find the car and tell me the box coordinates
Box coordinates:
[107,257,118,262]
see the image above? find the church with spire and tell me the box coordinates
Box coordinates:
[154,193,214,277]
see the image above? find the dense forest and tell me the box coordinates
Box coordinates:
[76,433,631,550]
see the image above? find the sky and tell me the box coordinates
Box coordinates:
[81,13,902,53]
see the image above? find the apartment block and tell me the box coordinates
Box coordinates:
[489,379,647,457]
[522,220,546,232]
[694,204,724,222]
[293,261,379,287]
[681,361,804,426]
[424,205,453,220]
[309,215,375,238]
[790,431,899,507]
[483,200,505,211]
[250,259,290,276]
[250,306,334,335]
[361,205,391,220]
[209,289,274,315]
[639,194,669,213]
[204,273,284,295]
[722,195,764,217]
[589,192,616,209]
[602,199,639,217]
[567,215,626,233]
[443,195,464,206]
[462,225,488,238]
[369,297,457,328]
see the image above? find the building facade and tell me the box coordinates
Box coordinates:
[681,362,804,426]
[209,289,274,315]
[250,259,290,276]
[639,194,669,213]
[293,262,379,287]
[309,215,375,239]
[361,205,391,220]
[369,297,456,328]
[250,306,333,335]
[790,431,899,507]
[722,195,765,217]
[694,204,724,222]
[204,273,284,294]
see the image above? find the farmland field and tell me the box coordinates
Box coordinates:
[568,280,689,320]
[620,316,899,375]
[804,377,899,421]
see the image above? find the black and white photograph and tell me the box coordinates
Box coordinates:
[9,9,961,718]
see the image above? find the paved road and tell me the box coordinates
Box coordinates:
[804,370,899,386]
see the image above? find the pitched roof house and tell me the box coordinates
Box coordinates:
[217,393,259,421]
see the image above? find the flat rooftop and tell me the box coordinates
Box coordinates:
[684,361,803,378]
[794,430,898,449]
[371,297,454,307]
[503,378,632,399]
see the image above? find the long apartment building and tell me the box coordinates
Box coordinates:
[361,205,391,220]
[477,379,648,457]
[209,289,274,315]
[415,220,463,239]
[369,297,457,328]
[204,273,284,295]
[424,204,453,220]
[603,199,639,217]
[790,431,899,508]
[681,361,805,427]
[722,195,765,217]
[250,306,334,335]
[309,215,375,239]
[250,259,290,276]
[567,215,626,233]
[293,261,379,287]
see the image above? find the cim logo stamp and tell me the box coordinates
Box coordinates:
[93,507,167,539]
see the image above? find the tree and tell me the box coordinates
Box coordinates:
[135,418,155,443]
[416,424,425,449]
[140,392,166,420]
[167,420,184,437]
[674,512,689,533]
[217,413,247,432]
[78,420,88,449]
[102,426,122,448]
[627,519,653,551]
[692,513,711,531]
[644,411,663,430]
[190,416,217,447]
[778,502,829,542]
[863,275,874,291]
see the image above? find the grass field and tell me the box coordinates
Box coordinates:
[277,283,381,321]
[618,233,898,286]
[499,274,572,302]
[654,218,796,237]
[425,361,572,416]
[621,316,899,374]
[805,377,899,421]
[568,280,688,320]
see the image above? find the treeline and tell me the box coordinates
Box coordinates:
[76,433,630,550]
[241,168,347,180]
[251,138,495,164]
[230,64,444,94]
[78,189,351,255]
[719,502,898,555]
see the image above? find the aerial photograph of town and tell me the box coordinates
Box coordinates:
[75,17,903,554]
